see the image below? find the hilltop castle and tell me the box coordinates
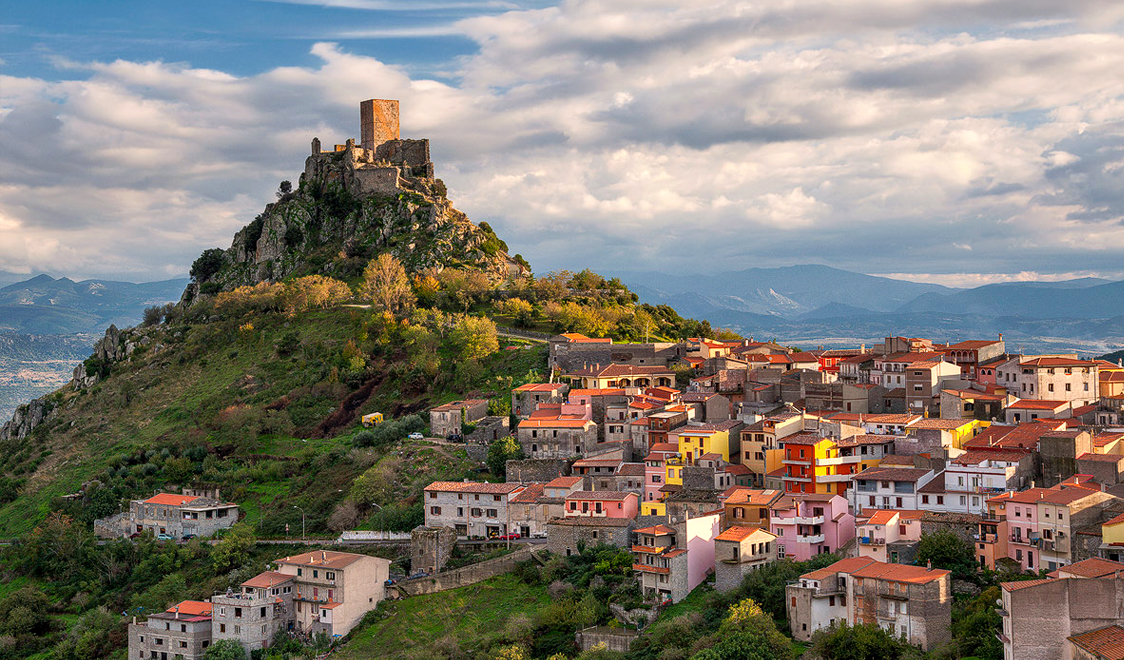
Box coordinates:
[302,99,440,196]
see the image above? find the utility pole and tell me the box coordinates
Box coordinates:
[370,503,384,541]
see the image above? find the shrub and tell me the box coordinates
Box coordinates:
[190,248,226,282]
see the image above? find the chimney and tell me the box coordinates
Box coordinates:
[926,559,932,570]
[998,332,1003,341]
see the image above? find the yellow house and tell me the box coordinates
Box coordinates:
[905,418,989,451]
[673,428,732,463]
[1103,512,1124,561]
[641,501,666,516]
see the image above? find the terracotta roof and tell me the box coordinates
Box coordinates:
[518,419,593,428]
[568,364,674,377]
[1105,512,1124,527]
[1055,557,1124,578]
[431,398,489,412]
[837,434,897,447]
[863,510,923,526]
[947,340,1003,350]
[510,483,545,503]
[572,458,622,468]
[801,556,877,581]
[781,432,830,445]
[565,491,636,501]
[716,526,775,542]
[1079,453,1124,463]
[167,601,213,616]
[1001,578,1053,592]
[724,488,783,506]
[1068,625,1124,660]
[1008,399,1069,410]
[723,464,751,476]
[242,571,294,589]
[425,481,524,494]
[634,524,675,535]
[909,418,976,430]
[631,418,651,426]
[546,476,582,488]
[828,413,920,425]
[1020,357,1098,368]
[278,550,369,570]
[514,383,566,392]
[144,493,200,506]
[952,449,1031,465]
[568,388,626,397]
[851,562,950,584]
[854,467,932,482]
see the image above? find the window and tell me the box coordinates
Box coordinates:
[219,624,226,633]
[313,570,318,579]
[430,506,441,515]
[429,492,437,499]
[937,496,944,505]
[922,495,929,504]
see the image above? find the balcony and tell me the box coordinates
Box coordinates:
[633,563,670,574]
[784,475,813,483]
[817,455,863,466]
[785,458,813,466]
[818,474,855,483]
[797,534,826,544]
[981,513,1006,524]
[859,536,886,546]
[789,515,825,526]
[974,533,997,544]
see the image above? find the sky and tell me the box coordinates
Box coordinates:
[1,0,1123,287]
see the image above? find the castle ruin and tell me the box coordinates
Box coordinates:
[302,99,438,197]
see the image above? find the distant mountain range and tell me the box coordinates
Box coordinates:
[0,274,188,334]
[0,274,188,419]
[612,265,1124,354]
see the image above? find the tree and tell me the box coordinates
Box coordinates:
[204,639,246,660]
[359,253,414,314]
[487,436,524,479]
[915,531,978,581]
[142,306,164,326]
[281,275,351,314]
[809,622,914,660]
[190,248,226,282]
[448,315,499,361]
[690,598,794,660]
[211,524,256,573]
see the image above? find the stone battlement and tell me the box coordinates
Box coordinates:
[303,99,437,197]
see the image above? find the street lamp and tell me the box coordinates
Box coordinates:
[370,503,383,541]
[293,505,306,543]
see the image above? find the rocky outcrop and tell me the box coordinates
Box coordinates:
[0,394,55,443]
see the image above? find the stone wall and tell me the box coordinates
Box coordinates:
[359,99,400,150]
[506,458,571,483]
[921,512,980,546]
[411,525,457,574]
[398,546,536,596]
[547,519,634,556]
[576,626,639,653]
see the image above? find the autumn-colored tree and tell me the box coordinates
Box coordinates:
[214,282,283,314]
[281,275,351,314]
[448,315,499,361]
[500,297,536,327]
[360,254,415,314]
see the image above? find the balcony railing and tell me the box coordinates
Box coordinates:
[817,455,863,466]
[859,536,886,546]
[789,515,825,526]
[818,474,855,483]
[797,534,826,544]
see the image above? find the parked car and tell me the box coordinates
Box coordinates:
[445,434,463,443]
[156,534,175,541]
[407,571,430,580]
[496,533,521,541]
[407,432,424,440]
[181,533,197,541]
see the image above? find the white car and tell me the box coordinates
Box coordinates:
[407,432,425,440]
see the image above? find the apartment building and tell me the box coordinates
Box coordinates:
[976,495,1009,570]
[995,356,1100,406]
[739,412,807,487]
[903,359,962,415]
[848,466,936,515]
[770,493,854,561]
[916,449,1033,516]
[786,557,952,651]
[423,481,525,538]
[713,525,777,592]
[128,601,213,660]
[992,478,1114,572]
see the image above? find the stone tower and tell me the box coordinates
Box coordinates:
[360,99,400,151]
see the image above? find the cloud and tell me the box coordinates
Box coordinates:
[0,0,1122,281]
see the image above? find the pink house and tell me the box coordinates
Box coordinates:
[770,493,854,562]
[643,443,680,505]
[563,491,639,519]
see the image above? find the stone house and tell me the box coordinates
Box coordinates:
[546,517,634,556]
[714,526,776,592]
[1040,430,1094,487]
[267,551,388,639]
[429,399,489,438]
[1005,399,1073,423]
[423,481,525,538]
[680,392,730,422]
[100,492,239,540]
[903,359,962,415]
[1000,574,1124,660]
[511,383,569,419]
[211,571,295,654]
[786,557,951,651]
[632,512,721,603]
[128,601,213,660]
[995,356,1100,407]
[566,364,676,389]
[516,399,598,459]
[465,416,510,444]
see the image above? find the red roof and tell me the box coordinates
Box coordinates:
[851,562,950,584]
[145,493,200,506]
[635,524,676,535]
[1068,625,1124,660]
[1020,357,1098,368]
[513,383,566,392]
[716,526,774,542]
[801,556,877,581]
[167,601,213,616]
[1008,399,1069,410]
[425,481,524,494]
[242,571,294,588]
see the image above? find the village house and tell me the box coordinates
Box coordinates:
[941,338,1006,378]
[98,492,240,540]
[713,525,777,592]
[739,412,809,486]
[786,556,952,651]
[129,601,213,660]
[563,490,639,519]
[511,383,569,419]
[516,398,598,459]
[566,364,676,389]
[855,510,923,564]
[211,572,294,654]
[903,359,962,415]
[423,481,525,538]
[939,386,1010,421]
[642,443,680,513]
[995,356,1100,407]
[632,511,720,603]
[1005,398,1073,423]
[872,352,949,390]
[976,494,1009,570]
[429,399,490,437]
[721,487,783,529]
[916,449,1033,516]
[770,492,854,561]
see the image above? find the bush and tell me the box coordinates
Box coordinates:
[190,248,226,282]
[142,306,163,326]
